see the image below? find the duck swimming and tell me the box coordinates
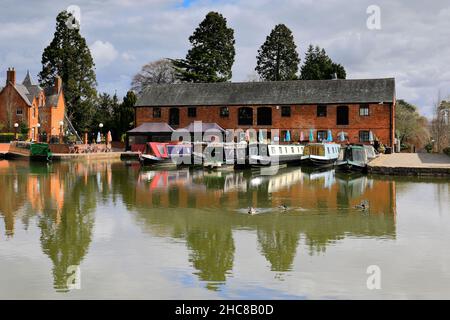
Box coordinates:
[355,200,369,210]
[248,207,257,215]
[278,204,288,211]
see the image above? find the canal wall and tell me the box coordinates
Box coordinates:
[368,153,450,176]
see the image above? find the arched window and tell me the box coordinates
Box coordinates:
[257,107,272,125]
[336,105,349,125]
[169,108,179,126]
[238,107,253,126]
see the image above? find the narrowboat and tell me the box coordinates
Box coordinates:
[139,142,191,167]
[302,143,340,167]
[336,145,368,172]
[249,143,304,167]
[363,145,379,160]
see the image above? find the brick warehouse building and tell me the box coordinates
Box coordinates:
[134,78,396,147]
[0,68,65,141]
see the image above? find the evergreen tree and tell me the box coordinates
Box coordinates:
[114,91,137,141]
[255,24,300,81]
[300,45,346,80]
[173,12,235,82]
[39,11,97,133]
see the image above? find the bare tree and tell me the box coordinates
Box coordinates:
[395,99,430,151]
[430,91,449,152]
[131,59,178,94]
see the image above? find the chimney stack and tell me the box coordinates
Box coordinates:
[6,67,16,85]
[54,75,62,94]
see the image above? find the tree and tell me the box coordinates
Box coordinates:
[395,99,430,151]
[39,10,97,133]
[255,24,300,81]
[131,59,178,94]
[300,45,346,80]
[173,12,235,83]
[430,93,450,152]
[113,91,137,141]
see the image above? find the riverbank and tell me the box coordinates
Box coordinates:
[368,153,450,176]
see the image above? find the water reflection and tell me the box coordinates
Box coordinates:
[0,160,397,292]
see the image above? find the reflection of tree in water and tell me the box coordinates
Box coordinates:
[38,165,97,292]
[257,227,300,272]
[186,225,235,291]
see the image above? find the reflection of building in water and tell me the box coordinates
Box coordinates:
[0,161,119,290]
[132,167,397,287]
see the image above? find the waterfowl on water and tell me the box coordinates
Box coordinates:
[355,200,369,210]
[278,204,288,211]
[248,207,257,215]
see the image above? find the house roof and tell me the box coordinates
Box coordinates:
[135,78,396,107]
[183,122,225,132]
[127,122,174,133]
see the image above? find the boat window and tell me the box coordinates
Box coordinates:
[327,147,330,154]
[271,147,276,154]
[285,147,288,153]
[279,147,283,154]
[291,147,295,153]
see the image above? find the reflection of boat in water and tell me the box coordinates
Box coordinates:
[138,168,191,190]
[335,173,371,199]
[336,145,368,172]
[302,143,340,167]
[249,143,304,167]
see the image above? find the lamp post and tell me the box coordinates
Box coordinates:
[36,123,41,142]
[99,123,104,144]
[59,120,64,144]
[14,123,19,141]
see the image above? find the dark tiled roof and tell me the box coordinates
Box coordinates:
[136,78,395,107]
[183,122,225,132]
[128,122,174,133]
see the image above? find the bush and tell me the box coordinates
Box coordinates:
[443,147,450,156]
[0,133,15,143]
[425,142,433,153]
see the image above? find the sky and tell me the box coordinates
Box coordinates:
[0,0,449,117]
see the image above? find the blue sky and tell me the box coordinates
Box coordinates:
[0,0,449,117]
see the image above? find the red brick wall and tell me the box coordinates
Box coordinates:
[0,85,32,138]
[136,103,394,147]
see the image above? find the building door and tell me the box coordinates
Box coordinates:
[336,106,349,125]
[238,107,253,126]
[257,107,272,126]
[169,108,179,126]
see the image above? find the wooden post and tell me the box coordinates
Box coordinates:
[83,132,88,145]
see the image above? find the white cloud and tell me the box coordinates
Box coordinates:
[90,40,119,68]
[1,0,450,116]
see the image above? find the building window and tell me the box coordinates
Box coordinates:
[153,107,161,118]
[257,107,272,125]
[220,107,229,118]
[281,106,291,117]
[359,131,370,142]
[360,104,369,116]
[188,107,197,118]
[16,108,23,116]
[317,130,327,142]
[238,107,253,126]
[336,105,349,125]
[169,108,179,126]
[317,104,327,117]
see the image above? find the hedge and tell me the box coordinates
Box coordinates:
[444,147,450,157]
[0,133,27,143]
